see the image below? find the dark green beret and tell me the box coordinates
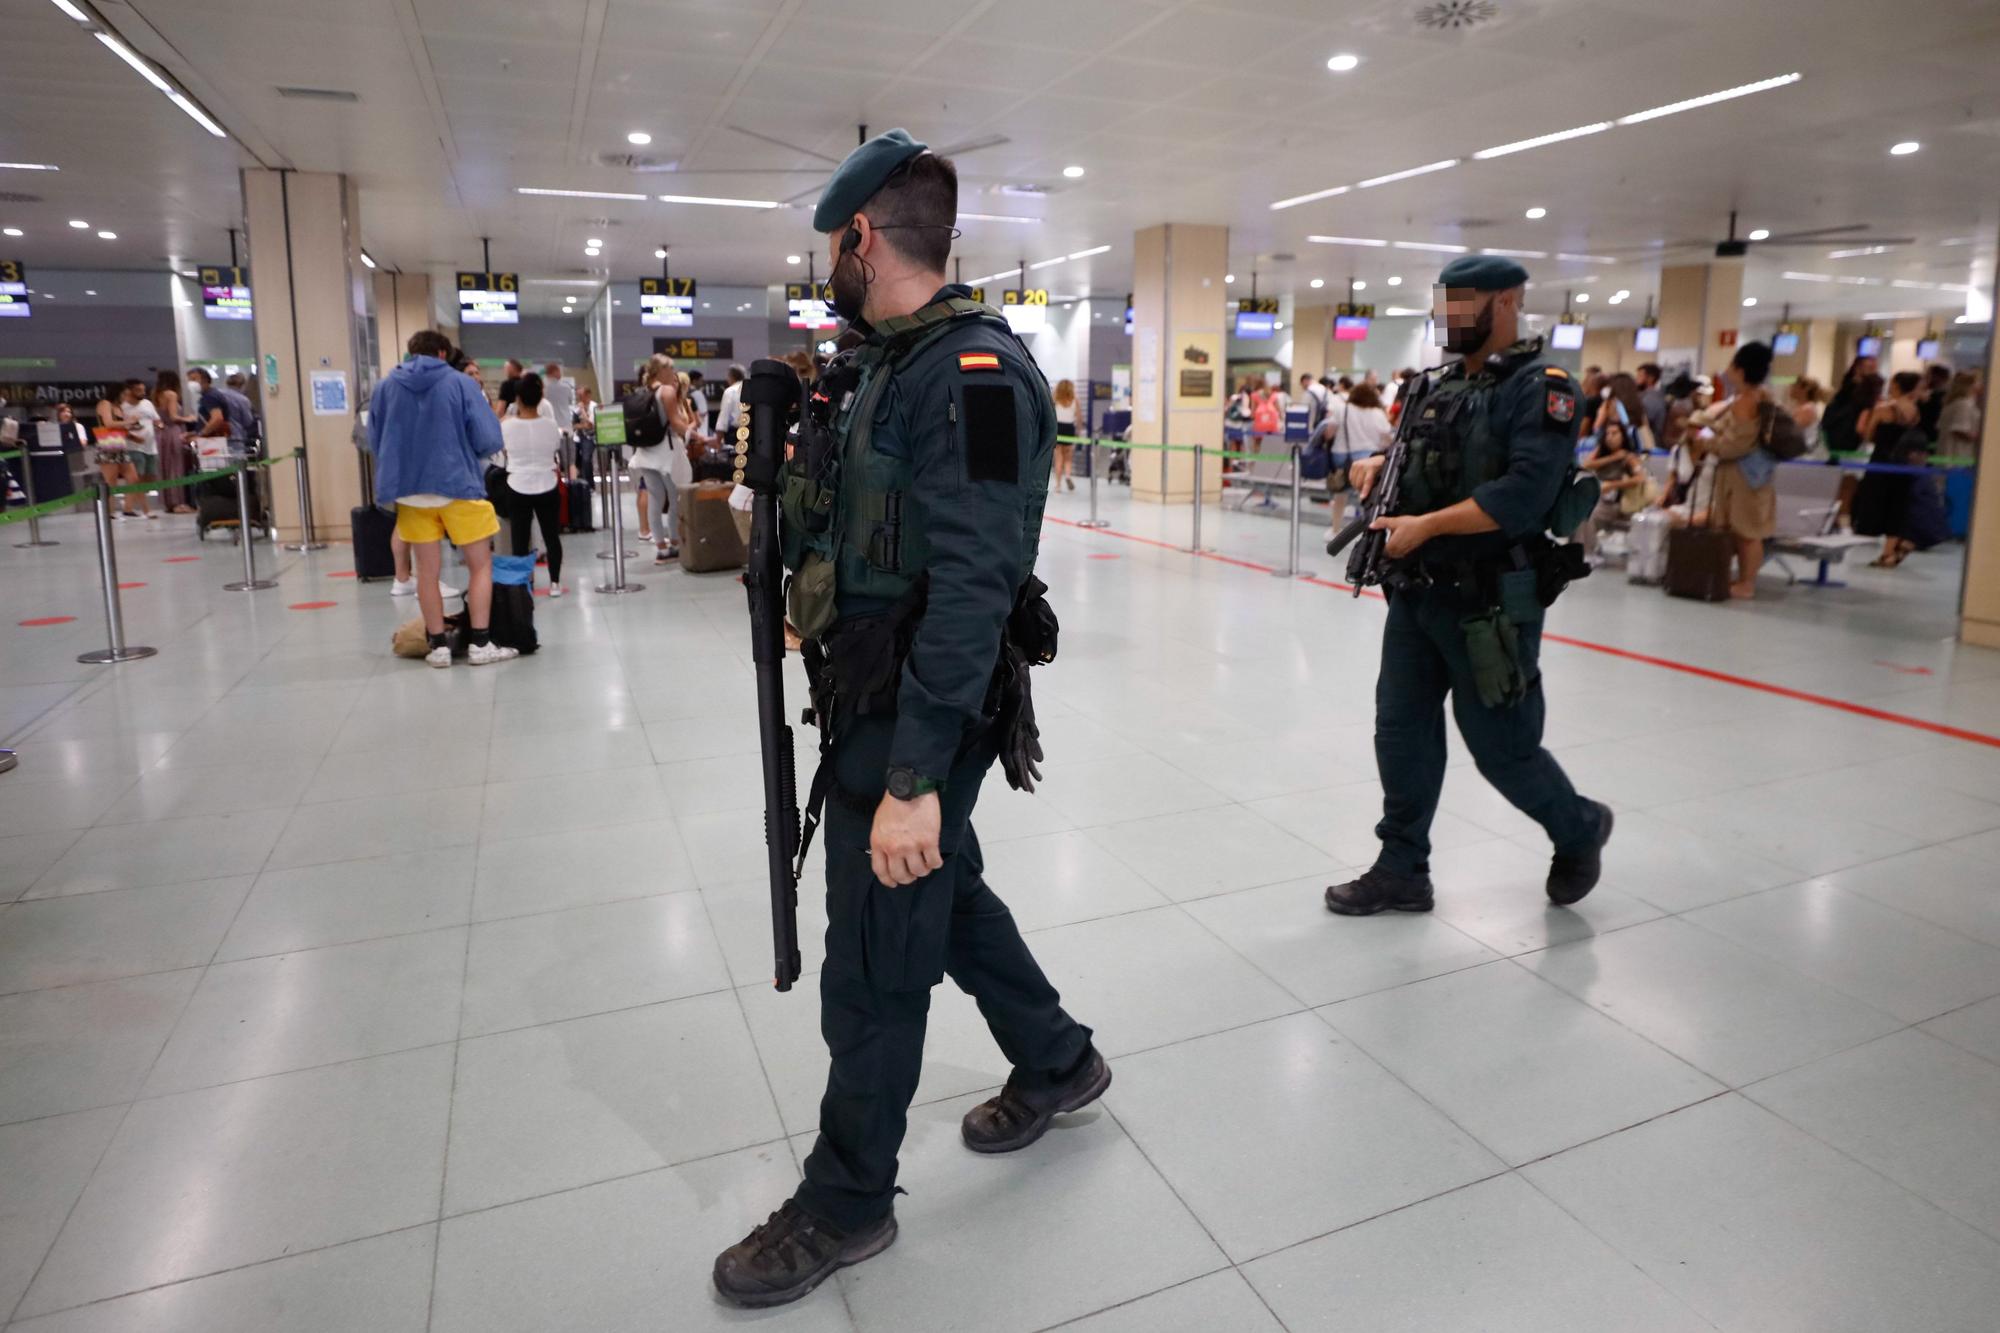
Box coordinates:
[812,128,928,233]
[1438,254,1530,291]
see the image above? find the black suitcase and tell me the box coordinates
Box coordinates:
[562,478,595,533]
[1664,525,1733,601]
[351,504,397,581]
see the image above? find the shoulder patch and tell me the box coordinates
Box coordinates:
[958,352,1002,373]
[1545,380,1577,426]
[1544,366,1570,379]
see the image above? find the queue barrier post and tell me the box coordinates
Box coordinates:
[78,480,158,664]
[0,748,16,774]
[282,446,327,552]
[11,447,57,549]
[597,444,634,560]
[1189,443,1206,553]
[1275,442,1308,579]
[1077,435,1109,530]
[593,449,644,595]
[223,464,278,592]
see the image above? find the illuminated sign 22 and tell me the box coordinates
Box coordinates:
[1239,296,1279,315]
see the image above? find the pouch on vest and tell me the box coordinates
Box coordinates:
[1545,467,1600,538]
[787,552,837,642]
[1461,609,1528,709]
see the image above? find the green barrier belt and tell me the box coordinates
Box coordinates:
[1054,435,1201,454]
[0,448,22,462]
[98,450,301,497]
[0,493,76,527]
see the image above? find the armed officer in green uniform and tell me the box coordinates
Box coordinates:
[1326,255,1615,917]
[714,130,1108,1309]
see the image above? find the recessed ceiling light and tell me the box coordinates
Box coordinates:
[1353,281,1367,291]
[1062,165,1085,179]
[958,212,1041,224]
[1607,294,1625,304]
[1613,289,1630,299]
[360,250,377,269]
[1309,278,1324,288]
[1269,184,1350,211]
[49,0,92,21]
[1524,207,1547,220]
[1,227,20,237]
[96,230,116,240]
[785,254,801,264]
[1066,245,1111,260]
[1392,240,1468,254]
[627,131,652,145]
[68,219,89,229]
[1225,273,1235,283]
[702,302,710,308]
[1273,321,1284,330]
[1890,141,1920,156]
[1326,53,1360,72]
[1742,297,1758,307]
[1747,228,1770,241]
[1386,275,1402,286]
[654,248,667,259]
[586,237,603,247]
[84,289,96,296]
[1575,294,1590,303]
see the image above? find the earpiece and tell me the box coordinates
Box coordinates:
[841,225,861,255]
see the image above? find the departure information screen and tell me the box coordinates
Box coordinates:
[457,271,519,325]
[199,266,252,320]
[640,276,695,328]
[0,259,28,318]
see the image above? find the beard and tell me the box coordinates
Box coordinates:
[1442,303,1493,356]
[830,251,868,325]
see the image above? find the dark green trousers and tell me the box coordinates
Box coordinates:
[793,716,1091,1232]
[1372,586,1597,874]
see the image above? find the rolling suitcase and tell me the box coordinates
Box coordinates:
[351,505,397,581]
[562,478,595,533]
[1626,509,1671,585]
[677,481,747,573]
[1665,521,1732,601]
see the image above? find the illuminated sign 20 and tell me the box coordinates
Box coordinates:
[1003,288,1049,306]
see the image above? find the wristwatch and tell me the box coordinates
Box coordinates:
[886,767,942,801]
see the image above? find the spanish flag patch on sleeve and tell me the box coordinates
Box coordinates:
[958,352,1002,372]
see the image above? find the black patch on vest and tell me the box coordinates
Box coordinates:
[961,383,1018,484]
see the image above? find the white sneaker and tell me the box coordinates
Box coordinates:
[424,645,452,669]
[547,583,565,598]
[390,578,416,597]
[438,582,464,599]
[466,641,519,666]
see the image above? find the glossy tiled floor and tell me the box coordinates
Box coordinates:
[4,483,2000,1332]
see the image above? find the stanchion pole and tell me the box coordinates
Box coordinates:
[78,481,157,664]
[11,447,57,548]
[1078,435,1109,530]
[1189,443,1206,553]
[593,450,644,594]
[1275,442,1304,579]
[597,445,635,560]
[0,749,16,774]
[223,465,278,592]
[282,448,327,552]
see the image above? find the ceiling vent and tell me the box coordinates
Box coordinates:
[1414,0,1500,30]
[276,86,360,103]
[1267,252,1297,264]
[596,151,667,170]
[0,191,43,204]
[1455,217,1498,230]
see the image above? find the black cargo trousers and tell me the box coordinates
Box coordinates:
[792,713,1092,1232]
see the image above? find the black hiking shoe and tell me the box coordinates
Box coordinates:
[1325,866,1435,916]
[961,1045,1112,1154]
[1548,802,1615,907]
[712,1201,897,1309]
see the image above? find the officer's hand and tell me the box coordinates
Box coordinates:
[1370,514,1433,558]
[870,792,943,887]
[1351,454,1387,499]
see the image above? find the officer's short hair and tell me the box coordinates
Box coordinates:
[409,329,453,360]
[863,152,958,273]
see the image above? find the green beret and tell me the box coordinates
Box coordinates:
[1438,254,1530,291]
[812,128,929,233]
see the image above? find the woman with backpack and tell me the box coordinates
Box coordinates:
[1249,380,1283,450]
[1683,341,1781,600]
[627,354,696,564]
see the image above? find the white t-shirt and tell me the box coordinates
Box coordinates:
[1054,401,1077,428]
[540,376,576,431]
[632,384,693,486]
[1333,403,1393,456]
[501,413,562,495]
[125,398,160,453]
[717,380,744,434]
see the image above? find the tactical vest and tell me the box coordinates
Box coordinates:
[781,296,1014,638]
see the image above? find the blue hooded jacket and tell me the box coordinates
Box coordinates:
[366,353,503,505]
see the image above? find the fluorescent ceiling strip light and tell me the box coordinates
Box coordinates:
[1833,276,1883,286]
[657,193,778,209]
[1028,256,1066,271]
[1554,253,1618,264]
[1358,159,1459,189]
[49,0,92,23]
[1471,122,1613,160]
[1782,271,1833,282]
[1481,247,1547,258]
[0,162,59,171]
[1066,245,1111,260]
[360,250,377,269]
[1392,240,1469,253]
[1890,279,1937,290]
[95,32,174,94]
[1861,310,1926,320]
[968,267,1021,285]
[1827,245,1892,259]
[1269,185,1350,212]
[167,92,227,138]
[959,212,1040,224]
[1383,306,1430,317]
[1938,283,1976,293]
[517,187,648,201]
[1307,235,1387,247]
[1616,73,1801,126]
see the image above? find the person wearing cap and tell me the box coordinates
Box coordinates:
[1324,253,1613,918]
[712,129,1104,1310]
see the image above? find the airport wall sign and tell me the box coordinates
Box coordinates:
[640,275,697,328]
[199,265,253,321]
[0,259,30,319]
[786,281,835,329]
[457,270,520,324]
[652,337,734,359]
[1002,288,1049,306]
[1238,296,1279,315]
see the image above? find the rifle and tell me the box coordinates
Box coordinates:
[736,359,804,991]
[1324,373,1430,595]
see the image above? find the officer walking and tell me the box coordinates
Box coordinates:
[1326,255,1614,916]
[713,130,1108,1309]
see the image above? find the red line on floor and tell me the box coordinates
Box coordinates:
[18,615,76,627]
[326,570,357,579]
[288,601,338,611]
[118,582,145,590]
[1045,515,2000,751]
[162,556,200,564]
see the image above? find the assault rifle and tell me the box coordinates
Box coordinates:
[1324,373,1430,594]
[736,359,804,991]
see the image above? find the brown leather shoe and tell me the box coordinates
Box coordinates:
[712,1201,896,1309]
[961,1046,1112,1154]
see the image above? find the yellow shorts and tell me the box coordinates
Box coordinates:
[395,498,499,546]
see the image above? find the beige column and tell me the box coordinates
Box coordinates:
[244,169,367,542]
[1960,224,2000,649]
[372,271,434,381]
[1658,260,1745,375]
[1131,223,1227,504]
[1292,303,1331,383]
[1803,317,1838,386]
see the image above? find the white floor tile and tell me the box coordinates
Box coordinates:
[0,971,201,1124]
[267,787,482,871]
[974,829,1170,930]
[216,848,474,961]
[1049,1271,1280,1333]
[1085,804,1338,902]
[0,1107,125,1319]
[0,878,250,994]
[472,817,694,920]
[1923,994,2000,1067]
[24,809,289,899]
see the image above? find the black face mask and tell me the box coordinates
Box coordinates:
[830,248,868,325]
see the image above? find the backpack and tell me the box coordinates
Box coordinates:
[1252,395,1281,434]
[622,386,668,449]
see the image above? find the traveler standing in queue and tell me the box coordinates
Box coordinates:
[92,383,149,519]
[368,329,517,667]
[499,372,566,597]
[153,371,196,513]
[540,361,577,472]
[628,355,694,564]
[1326,255,1611,917]
[712,130,1105,1309]
[1051,377,1078,490]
